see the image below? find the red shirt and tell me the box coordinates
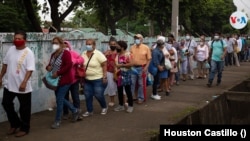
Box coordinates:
[105,52,117,73]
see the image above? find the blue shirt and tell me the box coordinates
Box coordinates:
[152,47,164,67]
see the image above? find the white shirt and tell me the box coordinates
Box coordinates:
[184,39,198,54]
[3,46,35,93]
[237,38,243,51]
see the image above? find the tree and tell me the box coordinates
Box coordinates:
[0,0,41,32]
[84,0,141,35]
[41,0,83,32]
[23,0,42,32]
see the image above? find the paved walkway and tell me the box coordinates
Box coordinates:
[0,62,249,141]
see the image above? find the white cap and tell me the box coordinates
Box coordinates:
[157,36,166,42]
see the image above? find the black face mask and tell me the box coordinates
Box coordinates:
[110,46,116,51]
[116,48,122,52]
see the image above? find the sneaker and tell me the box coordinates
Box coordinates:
[72,109,81,122]
[82,111,93,117]
[126,106,134,113]
[101,108,108,115]
[51,121,60,129]
[151,94,161,100]
[114,105,125,112]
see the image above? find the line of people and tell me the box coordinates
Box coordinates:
[1,30,247,137]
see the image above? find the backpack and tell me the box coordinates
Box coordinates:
[211,39,224,49]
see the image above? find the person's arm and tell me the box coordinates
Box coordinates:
[19,71,33,92]
[0,64,7,87]
[55,51,72,77]
[143,47,152,72]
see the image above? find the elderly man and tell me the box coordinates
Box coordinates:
[130,34,152,104]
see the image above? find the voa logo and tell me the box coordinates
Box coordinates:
[230,11,248,29]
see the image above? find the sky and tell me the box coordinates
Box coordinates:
[233,0,250,17]
[38,0,75,21]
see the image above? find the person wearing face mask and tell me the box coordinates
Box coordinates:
[207,32,227,87]
[150,39,166,100]
[62,41,84,120]
[113,41,134,112]
[184,33,198,80]
[103,37,118,107]
[130,34,152,104]
[81,38,108,117]
[179,39,188,81]
[46,37,81,129]
[195,37,209,79]
[0,31,35,137]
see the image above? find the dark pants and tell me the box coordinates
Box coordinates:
[117,85,133,107]
[63,80,80,115]
[225,52,233,66]
[2,88,31,133]
[152,71,160,95]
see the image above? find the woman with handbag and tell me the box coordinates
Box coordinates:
[45,37,81,129]
[81,38,108,117]
[62,40,84,120]
[150,39,166,100]
[113,40,134,112]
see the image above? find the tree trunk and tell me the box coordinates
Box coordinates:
[23,0,42,32]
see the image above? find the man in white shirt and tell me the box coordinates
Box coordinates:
[0,31,35,137]
[184,33,198,80]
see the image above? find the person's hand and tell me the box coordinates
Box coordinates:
[103,77,107,83]
[158,66,164,71]
[143,67,148,73]
[52,72,58,78]
[46,65,52,71]
[19,81,27,92]
[220,55,225,60]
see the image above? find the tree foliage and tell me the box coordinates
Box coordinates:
[0,0,41,32]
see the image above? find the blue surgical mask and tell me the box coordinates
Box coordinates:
[86,45,93,51]
[135,39,140,45]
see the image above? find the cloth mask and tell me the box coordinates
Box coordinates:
[13,40,25,47]
[52,44,60,51]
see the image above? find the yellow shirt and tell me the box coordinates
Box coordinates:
[81,49,107,80]
[130,44,152,66]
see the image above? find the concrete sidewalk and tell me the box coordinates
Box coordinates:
[0,62,249,141]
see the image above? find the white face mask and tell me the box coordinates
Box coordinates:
[214,36,220,40]
[52,44,60,51]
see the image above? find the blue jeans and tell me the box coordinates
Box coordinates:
[55,84,77,122]
[131,67,145,101]
[84,79,107,112]
[208,60,224,84]
[63,80,80,115]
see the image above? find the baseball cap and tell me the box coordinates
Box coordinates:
[134,34,143,39]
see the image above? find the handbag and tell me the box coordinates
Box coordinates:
[76,64,86,78]
[78,53,94,95]
[148,61,158,76]
[42,71,59,90]
[165,58,172,70]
